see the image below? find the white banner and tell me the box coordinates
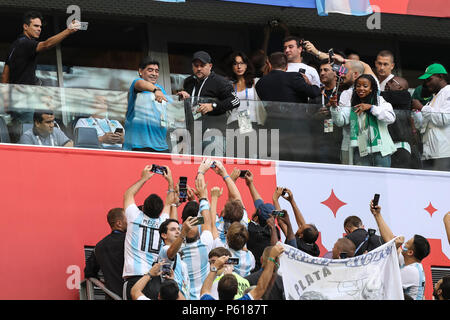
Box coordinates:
[275,161,450,259]
[279,239,404,300]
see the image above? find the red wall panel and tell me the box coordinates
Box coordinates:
[0,145,276,299]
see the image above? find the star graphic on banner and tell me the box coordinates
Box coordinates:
[321,189,347,218]
[424,202,438,218]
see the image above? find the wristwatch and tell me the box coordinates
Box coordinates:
[210,265,218,272]
[152,87,161,93]
[212,102,217,109]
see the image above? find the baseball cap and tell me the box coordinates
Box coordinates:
[192,51,212,64]
[418,63,448,80]
[254,199,275,224]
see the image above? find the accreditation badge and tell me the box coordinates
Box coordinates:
[237,110,253,134]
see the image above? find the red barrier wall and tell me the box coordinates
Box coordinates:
[1,144,448,299]
[0,145,276,299]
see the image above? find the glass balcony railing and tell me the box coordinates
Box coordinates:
[0,83,448,172]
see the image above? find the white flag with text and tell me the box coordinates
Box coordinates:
[279,238,404,300]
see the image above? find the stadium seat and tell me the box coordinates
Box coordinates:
[0,116,10,143]
[74,127,101,149]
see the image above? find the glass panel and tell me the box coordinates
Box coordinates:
[1,82,449,172]
[60,19,147,91]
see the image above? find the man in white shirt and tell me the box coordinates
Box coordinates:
[122,165,178,299]
[375,50,395,91]
[369,200,430,300]
[283,36,321,87]
[412,63,450,171]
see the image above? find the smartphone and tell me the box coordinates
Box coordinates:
[282,188,287,197]
[239,170,248,178]
[179,176,188,203]
[271,210,285,217]
[372,194,380,207]
[161,263,172,277]
[210,161,216,168]
[114,128,123,134]
[151,164,167,175]
[226,257,239,265]
[328,48,334,63]
[79,22,89,31]
[193,216,204,225]
[298,68,306,74]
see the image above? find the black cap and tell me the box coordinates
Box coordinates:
[192,51,212,64]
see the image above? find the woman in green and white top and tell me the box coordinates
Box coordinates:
[347,74,397,167]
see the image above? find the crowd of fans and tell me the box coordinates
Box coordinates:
[1,12,449,171]
[2,11,447,301]
[84,159,450,300]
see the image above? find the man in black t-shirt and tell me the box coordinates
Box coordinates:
[2,11,81,131]
[2,11,80,85]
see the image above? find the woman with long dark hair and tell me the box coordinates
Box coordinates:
[349,74,396,167]
[225,52,267,139]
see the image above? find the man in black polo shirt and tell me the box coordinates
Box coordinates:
[84,208,127,299]
[2,11,80,85]
[344,215,383,256]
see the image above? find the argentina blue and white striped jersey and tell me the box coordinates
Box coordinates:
[214,208,249,248]
[228,247,255,277]
[159,245,190,299]
[180,230,214,300]
[400,262,426,300]
[123,204,169,277]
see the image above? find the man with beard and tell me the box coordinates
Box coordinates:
[177,51,239,156]
[412,63,450,171]
[309,60,342,164]
[382,76,415,168]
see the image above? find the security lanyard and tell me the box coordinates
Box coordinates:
[191,77,209,104]
[234,84,249,107]
[36,134,55,147]
[91,117,114,134]
[322,87,337,107]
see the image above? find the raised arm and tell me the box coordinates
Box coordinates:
[369,200,395,243]
[245,170,263,203]
[209,187,223,240]
[36,20,80,53]
[249,243,284,300]
[281,188,307,234]
[123,165,154,210]
[277,211,297,248]
[162,166,178,220]
[444,212,450,245]
[200,255,229,297]
[266,216,280,246]
[130,262,162,300]
[166,216,196,260]
[213,160,242,203]
[195,172,212,235]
